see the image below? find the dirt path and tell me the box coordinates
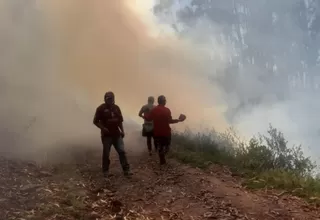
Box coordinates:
[1,146,320,220]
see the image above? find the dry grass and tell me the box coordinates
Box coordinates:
[170,125,320,204]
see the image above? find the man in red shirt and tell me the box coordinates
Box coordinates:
[93,91,132,178]
[144,95,186,165]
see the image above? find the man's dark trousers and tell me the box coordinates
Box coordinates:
[101,136,130,172]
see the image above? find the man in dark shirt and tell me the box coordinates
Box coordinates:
[93,91,132,178]
[144,95,186,165]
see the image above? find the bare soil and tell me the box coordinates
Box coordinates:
[1,146,319,220]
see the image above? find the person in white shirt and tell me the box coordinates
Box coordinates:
[138,96,156,155]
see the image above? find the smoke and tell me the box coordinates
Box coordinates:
[45,0,229,126]
[153,0,320,161]
[0,0,230,162]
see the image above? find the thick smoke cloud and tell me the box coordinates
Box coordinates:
[0,0,229,162]
[154,0,320,160]
[3,0,318,164]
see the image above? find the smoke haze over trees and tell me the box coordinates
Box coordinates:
[153,0,320,161]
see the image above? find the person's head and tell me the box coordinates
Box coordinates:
[157,95,166,106]
[147,96,154,105]
[104,91,115,105]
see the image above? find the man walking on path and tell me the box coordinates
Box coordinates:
[138,96,156,155]
[144,95,186,165]
[93,91,132,178]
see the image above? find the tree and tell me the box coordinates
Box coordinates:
[153,0,320,93]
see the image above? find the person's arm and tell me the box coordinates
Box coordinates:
[119,123,124,134]
[138,106,145,118]
[116,106,124,134]
[168,109,181,124]
[169,119,180,124]
[93,107,108,131]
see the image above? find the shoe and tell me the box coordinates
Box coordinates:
[123,170,133,177]
[159,154,166,165]
[103,171,109,178]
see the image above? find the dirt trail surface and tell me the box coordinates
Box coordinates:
[1,146,319,220]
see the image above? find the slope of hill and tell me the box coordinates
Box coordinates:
[1,144,319,220]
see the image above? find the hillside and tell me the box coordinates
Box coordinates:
[1,143,319,220]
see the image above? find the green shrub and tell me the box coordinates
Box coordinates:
[171,124,320,202]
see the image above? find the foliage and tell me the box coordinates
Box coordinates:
[170,124,320,202]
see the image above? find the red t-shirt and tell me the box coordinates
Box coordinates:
[146,105,172,137]
[94,103,123,137]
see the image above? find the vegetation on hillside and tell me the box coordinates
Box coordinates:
[171,125,320,203]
